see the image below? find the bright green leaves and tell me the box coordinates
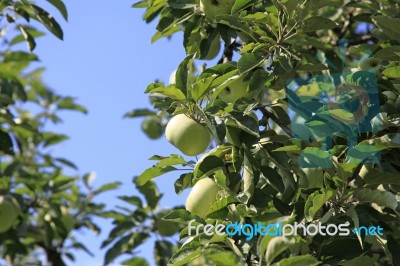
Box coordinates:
[136,154,189,186]
[383,66,400,78]
[145,83,186,101]
[265,237,295,266]
[304,189,334,221]
[168,246,202,266]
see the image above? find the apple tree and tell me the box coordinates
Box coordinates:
[108,0,400,265]
[0,1,120,265]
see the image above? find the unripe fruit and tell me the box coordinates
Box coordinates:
[141,116,163,139]
[200,0,235,20]
[185,178,220,217]
[218,77,250,103]
[359,58,381,71]
[165,114,211,156]
[0,196,19,233]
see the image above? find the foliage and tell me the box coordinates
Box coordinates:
[0,1,118,265]
[116,0,400,265]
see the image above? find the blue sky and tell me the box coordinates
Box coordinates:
[31,0,210,264]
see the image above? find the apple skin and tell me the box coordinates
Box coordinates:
[141,116,163,139]
[200,0,235,20]
[165,114,211,156]
[218,77,250,103]
[185,178,220,218]
[359,58,381,71]
[0,196,19,233]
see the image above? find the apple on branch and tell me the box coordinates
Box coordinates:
[165,114,211,156]
[185,178,221,218]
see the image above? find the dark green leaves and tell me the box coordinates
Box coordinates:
[302,16,338,32]
[46,0,68,21]
[238,53,265,74]
[31,5,64,40]
[372,16,400,43]
[0,130,14,155]
[353,188,398,210]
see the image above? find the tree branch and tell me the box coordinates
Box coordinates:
[255,105,292,137]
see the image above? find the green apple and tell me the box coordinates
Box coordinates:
[359,58,381,71]
[165,114,211,156]
[185,178,220,217]
[200,0,235,20]
[169,70,177,84]
[0,196,19,233]
[141,116,163,139]
[218,77,250,103]
[155,209,178,236]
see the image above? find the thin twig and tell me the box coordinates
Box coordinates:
[255,105,292,136]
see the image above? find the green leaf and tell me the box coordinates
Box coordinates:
[145,83,186,101]
[231,0,256,14]
[174,173,193,195]
[83,172,96,189]
[58,97,88,113]
[104,233,149,265]
[136,165,177,186]
[31,5,64,40]
[372,16,400,43]
[265,237,295,265]
[302,16,338,32]
[383,66,400,78]
[353,188,398,210]
[136,180,161,209]
[151,154,187,167]
[304,189,334,221]
[204,248,243,266]
[238,53,265,74]
[155,240,174,266]
[19,26,36,51]
[121,257,149,266]
[118,196,143,207]
[373,46,400,61]
[175,54,194,97]
[261,166,285,193]
[0,130,14,155]
[93,181,121,195]
[226,112,259,137]
[163,209,203,223]
[276,255,319,266]
[46,0,68,21]
[362,168,400,186]
[123,108,157,118]
[193,145,230,179]
[4,51,38,62]
[168,246,202,266]
[41,132,69,147]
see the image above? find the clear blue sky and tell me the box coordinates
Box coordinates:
[31,0,211,265]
